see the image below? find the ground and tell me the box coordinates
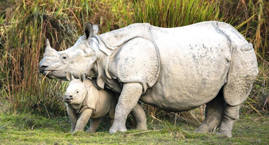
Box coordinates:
[0,113,268,145]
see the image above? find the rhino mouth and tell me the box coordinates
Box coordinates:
[41,70,66,79]
[64,99,72,103]
[41,70,56,78]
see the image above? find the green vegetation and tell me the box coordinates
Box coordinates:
[0,113,268,144]
[0,0,268,144]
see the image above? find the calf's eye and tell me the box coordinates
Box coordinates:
[76,91,79,93]
[63,56,66,59]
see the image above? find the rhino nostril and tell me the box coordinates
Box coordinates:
[65,95,73,99]
[41,65,48,69]
[39,65,48,73]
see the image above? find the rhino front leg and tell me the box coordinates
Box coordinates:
[67,105,78,133]
[109,83,143,134]
[74,109,93,132]
[86,118,101,133]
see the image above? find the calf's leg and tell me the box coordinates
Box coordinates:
[74,109,93,132]
[86,118,101,133]
[67,105,78,133]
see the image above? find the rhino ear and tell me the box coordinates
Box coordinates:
[84,22,93,39]
[66,72,74,81]
[93,25,99,35]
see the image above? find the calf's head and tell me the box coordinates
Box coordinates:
[39,23,99,80]
[64,73,87,105]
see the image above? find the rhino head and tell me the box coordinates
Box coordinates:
[39,23,99,80]
[64,73,87,104]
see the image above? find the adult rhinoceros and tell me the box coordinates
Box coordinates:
[39,21,258,137]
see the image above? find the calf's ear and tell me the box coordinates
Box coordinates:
[84,22,93,39]
[66,72,74,81]
[79,74,86,82]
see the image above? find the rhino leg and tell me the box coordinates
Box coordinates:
[86,118,101,133]
[217,44,258,137]
[218,105,239,137]
[132,104,147,130]
[74,109,93,132]
[196,90,225,133]
[67,105,78,133]
[109,83,143,134]
[108,99,116,127]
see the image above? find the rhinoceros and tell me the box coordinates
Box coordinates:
[64,73,117,133]
[39,21,258,137]
[39,39,147,130]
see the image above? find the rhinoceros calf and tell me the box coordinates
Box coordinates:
[64,73,117,133]
[39,21,258,137]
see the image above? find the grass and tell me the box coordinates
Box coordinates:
[0,0,268,135]
[0,113,268,144]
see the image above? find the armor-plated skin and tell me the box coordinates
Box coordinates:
[64,74,117,133]
[39,21,258,137]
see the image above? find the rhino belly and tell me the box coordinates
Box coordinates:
[140,25,231,111]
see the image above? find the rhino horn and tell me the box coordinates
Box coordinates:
[45,39,56,53]
[84,22,93,39]
[46,39,51,47]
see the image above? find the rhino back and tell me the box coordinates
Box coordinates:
[140,21,232,111]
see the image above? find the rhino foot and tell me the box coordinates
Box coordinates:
[136,123,147,130]
[216,131,232,138]
[195,124,212,133]
[109,123,127,134]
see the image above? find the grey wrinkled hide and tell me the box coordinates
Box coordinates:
[39,21,258,137]
[64,74,117,133]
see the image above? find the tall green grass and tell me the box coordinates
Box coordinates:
[0,0,268,117]
[132,0,220,27]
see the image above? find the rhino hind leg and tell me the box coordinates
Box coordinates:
[218,43,258,137]
[86,118,101,133]
[196,90,225,133]
[131,104,147,130]
[218,105,239,137]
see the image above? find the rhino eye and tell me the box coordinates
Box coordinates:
[61,54,68,60]
[76,91,79,93]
